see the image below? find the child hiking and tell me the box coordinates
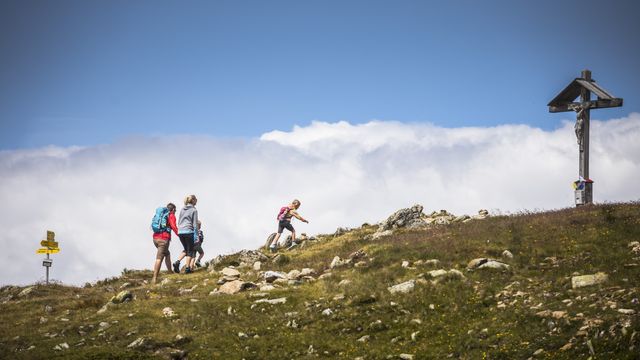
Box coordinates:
[175,220,205,269]
[268,199,308,253]
[173,195,199,274]
[151,203,179,284]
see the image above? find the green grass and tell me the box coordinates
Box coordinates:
[1,203,640,359]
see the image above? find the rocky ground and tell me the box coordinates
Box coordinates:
[1,203,639,359]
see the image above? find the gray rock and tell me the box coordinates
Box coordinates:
[264,271,287,283]
[502,250,514,259]
[388,280,415,294]
[253,261,262,271]
[300,268,316,277]
[330,256,347,269]
[399,355,414,360]
[370,229,393,240]
[571,272,608,289]
[221,267,241,278]
[111,290,133,304]
[467,258,510,270]
[379,204,425,231]
[18,286,35,298]
[287,270,301,280]
[162,307,177,318]
[53,342,69,351]
[127,337,147,349]
[254,297,287,305]
[322,308,333,316]
[357,335,370,343]
[218,280,257,295]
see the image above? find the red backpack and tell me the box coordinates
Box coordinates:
[277,206,290,221]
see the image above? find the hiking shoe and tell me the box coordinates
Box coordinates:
[185,267,192,274]
[172,261,180,274]
[195,261,202,268]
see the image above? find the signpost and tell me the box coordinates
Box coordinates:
[548,70,623,206]
[36,230,60,284]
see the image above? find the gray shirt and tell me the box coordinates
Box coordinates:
[178,204,198,236]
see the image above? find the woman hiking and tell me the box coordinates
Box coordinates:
[174,195,199,274]
[268,199,308,253]
[151,203,179,284]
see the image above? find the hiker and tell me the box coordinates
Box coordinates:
[268,199,309,252]
[151,203,179,284]
[175,220,205,269]
[191,220,205,268]
[173,195,199,274]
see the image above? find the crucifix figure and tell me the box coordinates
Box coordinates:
[548,69,623,206]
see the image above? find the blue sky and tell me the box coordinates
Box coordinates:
[1,0,639,150]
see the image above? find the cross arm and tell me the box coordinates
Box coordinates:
[549,98,623,113]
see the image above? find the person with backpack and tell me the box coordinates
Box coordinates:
[151,202,179,284]
[173,195,199,274]
[268,199,309,253]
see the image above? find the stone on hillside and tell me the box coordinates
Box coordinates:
[260,284,276,291]
[357,335,370,343]
[379,204,425,231]
[287,270,301,280]
[388,280,415,294]
[111,290,133,304]
[39,316,48,324]
[162,307,177,319]
[428,269,448,278]
[264,271,287,283]
[330,256,347,269]
[424,259,440,267]
[475,209,490,219]
[254,297,287,305]
[127,337,147,349]
[434,217,451,225]
[221,267,241,278]
[399,355,414,360]
[322,308,333,316]
[18,286,35,297]
[334,227,350,236]
[218,280,257,295]
[160,278,171,286]
[178,285,198,295]
[618,308,636,315]
[53,342,69,351]
[571,272,608,289]
[454,215,471,222]
[447,269,466,279]
[370,229,393,240]
[253,261,262,271]
[300,268,316,277]
[502,250,514,259]
[628,241,640,255]
[467,258,510,270]
[348,249,367,261]
[401,261,410,268]
[338,279,352,286]
[318,273,333,280]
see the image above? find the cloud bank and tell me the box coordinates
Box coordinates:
[1,114,639,286]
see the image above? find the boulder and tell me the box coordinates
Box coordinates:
[300,268,316,277]
[162,307,177,319]
[287,270,301,280]
[254,297,287,305]
[218,280,257,295]
[264,271,287,283]
[571,272,608,289]
[370,230,393,240]
[330,256,347,269]
[502,250,514,259]
[467,258,510,270]
[253,261,262,271]
[111,290,133,304]
[221,267,241,278]
[379,204,425,231]
[388,280,416,294]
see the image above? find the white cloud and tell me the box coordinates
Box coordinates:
[1,114,639,286]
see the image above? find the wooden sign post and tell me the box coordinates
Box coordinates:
[548,70,623,206]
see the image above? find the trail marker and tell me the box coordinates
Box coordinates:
[37,230,60,284]
[548,69,623,206]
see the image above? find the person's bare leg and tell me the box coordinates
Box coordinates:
[291,230,296,244]
[189,257,196,269]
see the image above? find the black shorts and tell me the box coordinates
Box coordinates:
[179,233,195,257]
[193,242,204,255]
[277,220,294,234]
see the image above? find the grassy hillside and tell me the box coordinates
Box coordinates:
[1,203,639,359]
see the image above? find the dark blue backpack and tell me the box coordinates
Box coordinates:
[151,207,170,233]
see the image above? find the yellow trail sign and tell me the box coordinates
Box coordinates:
[40,240,59,248]
[36,248,60,254]
[47,231,55,241]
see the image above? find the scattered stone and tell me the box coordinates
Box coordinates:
[618,308,636,315]
[330,256,348,269]
[338,279,352,286]
[127,337,147,349]
[401,261,410,268]
[571,272,608,289]
[218,280,256,295]
[357,335,370,343]
[411,331,420,341]
[162,307,177,319]
[39,316,48,324]
[253,261,262,271]
[178,285,198,295]
[111,290,133,304]
[318,273,333,280]
[287,270,302,280]
[300,268,316,277]
[424,259,440,267]
[18,286,35,298]
[53,342,69,351]
[388,280,415,294]
[322,308,333,316]
[221,267,241,278]
[254,297,287,305]
[44,305,53,313]
[399,355,414,360]
[264,271,287,283]
[467,258,510,271]
[502,250,514,259]
[533,348,544,356]
[160,278,171,286]
[260,284,276,291]
[238,332,249,339]
[370,230,393,240]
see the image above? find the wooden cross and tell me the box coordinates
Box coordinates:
[548,69,623,206]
